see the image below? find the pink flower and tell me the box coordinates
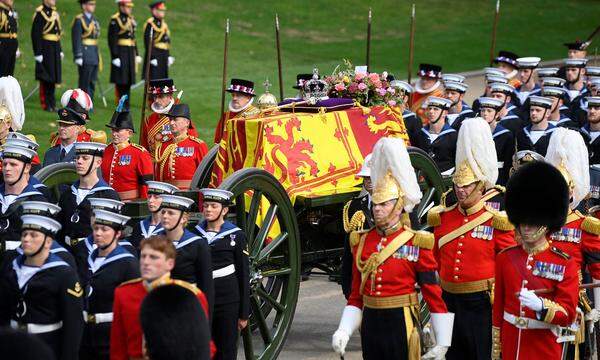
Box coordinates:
[358,83,368,91]
[372,80,382,89]
[334,83,346,91]
[368,73,380,83]
[355,72,367,81]
[376,88,387,96]
[387,87,396,94]
[348,83,359,93]
[387,100,397,106]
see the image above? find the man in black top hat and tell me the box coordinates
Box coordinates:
[214,78,260,143]
[72,0,100,100]
[0,0,19,77]
[143,1,172,80]
[31,0,63,112]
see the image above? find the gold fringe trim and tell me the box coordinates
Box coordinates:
[582,216,600,236]
[427,205,444,227]
[491,211,514,231]
[412,230,434,250]
[542,298,568,323]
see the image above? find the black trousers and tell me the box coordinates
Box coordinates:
[0,40,17,76]
[442,290,492,360]
[212,301,240,360]
[114,84,131,110]
[361,307,412,360]
[79,322,110,360]
[78,64,98,100]
[39,80,56,111]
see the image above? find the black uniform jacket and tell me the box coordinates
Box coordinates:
[108,11,137,85]
[402,110,422,147]
[492,124,515,186]
[0,182,47,243]
[515,124,556,156]
[127,215,165,249]
[580,125,600,166]
[31,4,62,83]
[414,123,458,174]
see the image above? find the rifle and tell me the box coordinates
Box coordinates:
[220,19,231,121]
[366,8,372,72]
[275,14,284,101]
[140,27,154,129]
[488,0,500,66]
[407,4,416,84]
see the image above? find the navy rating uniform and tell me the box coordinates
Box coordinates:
[9,242,77,270]
[516,124,557,157]
[492,124,515,186]
[31,3,62,111]
[72,2,101,99]
[128,217,165,249]
[195,218,250,360]
[108,7,138,107]
[1,253,84,360]
[401,109,422,146]
[73,235,136,283]
[0,182,47,243]
[414,123,458,174]
[0,1,18,76]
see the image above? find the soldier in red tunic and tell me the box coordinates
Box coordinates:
[154,103,208,190]
[332,137,454,359]
[493,161,579,360]
[410,63,445,124]
[427,117,516,360]
[101,96,153,201]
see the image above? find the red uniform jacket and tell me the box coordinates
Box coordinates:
[493,243,579,360]
[110,277,213,360]
[347,227,447,313]
[101,142,153,200]
[409,86,444,124]
[549,210,600,279]
[154,135,208,190]
[139,111,199,157]
[431,202,516,290]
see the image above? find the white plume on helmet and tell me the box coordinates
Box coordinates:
[455,117,498,189]
[545,127,590,209]
[0,76,25,131]
[61,88,93,111]
[370,137,422,212]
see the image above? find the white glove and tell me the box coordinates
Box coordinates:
[15,48,21,58]
[135,55,143,64]
[150,59,158,67]
[60,52,64,59]
[422,345,449,359]
[75,58,83,66]
[332,305,362,356]
[585,309,600,323]
[112,58,121,67]
[168,56,175,66]
[519,288,544,312]
[34,55,43,63]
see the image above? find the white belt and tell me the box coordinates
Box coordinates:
[10,320,63,334]
[503,311,559,335]
[64,236,86,247]
[213,264,235,279]
[5,241,21,250]
[83,311,114,324]
[497,161,504,169]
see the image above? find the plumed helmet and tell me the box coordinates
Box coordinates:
[453,117,498,189]
[0,76,25,131]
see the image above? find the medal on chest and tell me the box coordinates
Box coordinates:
[550,227,582,243]
[160,124,172,142]
[230,234,236,247]
[485,201,501,211]
[71,209,80,223]
[393,245,420,262]
[471,225,494,240]
[118,154,131,165]
[591,185,600,199]
[532,260,565,281]
[175,147,194,157]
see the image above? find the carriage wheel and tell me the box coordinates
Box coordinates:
[218,168,301,360]
[34,162,78,201]
[191,144,219,190]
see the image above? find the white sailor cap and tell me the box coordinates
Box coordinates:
[21,201,61,217]
[74,142,106,156]
[587,66,600,77]
[442,74,466,83]
[92,209,130,229]
[6,133,40,151]
[588,97,600,107]
[22,214,62,237]
[590,78,600,88]
[542,77,566,87]
[356,153,372,177]
[489,82,515,95]
[484,67,504,78]
[486,75,508,84]
[541,86,567,98]
[478,97,504,109]
[517,57,541,69]
[147,181,179,195]
[512,150,545,170]
[529,95,554,109]
[426,96,453,110]
[563,58,588,68]
[160,194,195,211]
[200,188,234,205]
[1,144,37,162]
[389,80,414,95]
[89,198,125,212]
[444,81,469,93]
[5,136,39,151]
[536,67,559,78]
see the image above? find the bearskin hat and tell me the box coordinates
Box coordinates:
[505,161,569,233]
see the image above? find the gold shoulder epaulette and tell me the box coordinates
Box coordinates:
[342,200,352,232]
[349,229,370,248]
[411,230,434,250]
[111,12,120,20]
[490,210,515,231]
[493,185,506,193]
[427,205,445,227]
[170,279,201,294]
[119,277,142,286]
[551,246,570,260]
[582,216,600,236]
[132,143,148,152]
[499,244,519,254]
[189,136,205,144]
[35,5,43,12]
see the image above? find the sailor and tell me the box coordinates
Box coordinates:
[536,67,560,85]
[410,63,445,123]
[541,86,578,129]
[490,82,525,134]
[3,134,42,178]
[471,70,508,114]
[493,161,579,360]
[478,97,515,186]
[56,142,119,249]
[520,77,570,122]
[443,80,474,130]
[564,58,588,102]
[427,117,516,359]
[442,73,466,84]
[515,57,542,104]
[0,213,83,360]
[72,0,100,100]
[143,1,173,80]
[214,78,260,144]
[0,0,19,76]
[557,40,589,79]
[580,96,600,165]
[516,96,556,156]
[332,137,454,359]
[493,50,521,88]
[413,96,458,175]
[389,80,421,146]
[194,188,249,360]
[79,209,139,360]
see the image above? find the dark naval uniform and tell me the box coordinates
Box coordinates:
[31,3,62,111]
[80,245,139,360]
[553,114,579,130]
[402,109,422,146]
[8,242,77,269]
[195,221,250,360]
[447,102,475,131]
[341,193,374,299]
[1,253,84,360]
[143,16,170,80]
[580,125,600,165]
[498,105,526,135]
[127,216,164,249]
[0,1,18,76]
[72,12,100,99]
[515,124,556,156]
[492,124,515,186]
[414,123,458,174]
[56,179,120,249]
[108,10,138,107]
[73,235,137,284]
[170,229,215,316]
[0,182,47,243]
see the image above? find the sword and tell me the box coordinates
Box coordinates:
[96,78,108,108]
[23,84,40,103]
[131,79,146,90]
[515,279,528,360]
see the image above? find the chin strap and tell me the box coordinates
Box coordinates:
[165,211,184,232]
[531,109,548,125]
[99,232,118,251]
[429,110,445,125]
[28,235,48,258]
[7,162,28,186]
